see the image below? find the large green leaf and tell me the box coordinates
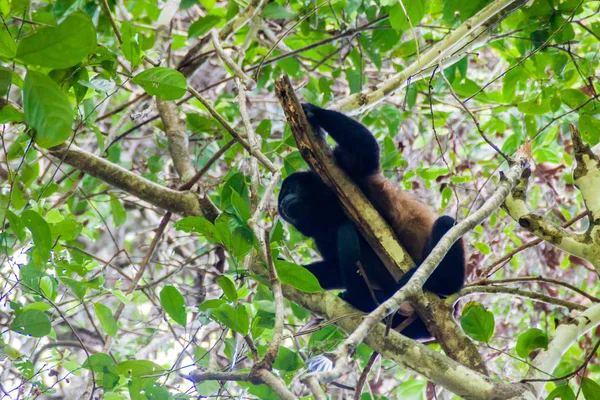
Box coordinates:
[159,286,187,326]
[582,378,600,400]
[16,12,96,68]
[10,310,51,337]
[0,26,16,59]
[460,302,495,343]
[23,71,74,148]
[132,67,187,100]
[275,260,322,293]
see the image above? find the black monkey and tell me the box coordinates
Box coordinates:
[278,103,466,339]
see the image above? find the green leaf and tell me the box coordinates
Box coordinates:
[581,378,600,400]
[23,302,51,312]
[230,226,254,260]
[116,360,164,378]
[443,0,493,22]
[198,298,226,312]
[0,105,24,124]
[551,15,575,44]
[345,68,361,94]
[275,260,322,293]
[120,22,142,66]
[388,0,425,31]
[11,181,26,210]
[502,67,522,102]
[159,286,187,326]
[51,218,82,241]
[272,346,303,372]
[188,15,222,39]
[417,165,449,181]
[23,70,74,148]
[94,303,118,337]
[0,26,16,59]
[441,185,452,209]
[110,195,127,227]
[212,304,249,335]
[230,191,251,222]
[21,209,52,261]
[16,12,96,68]
[20,264,42,294]
[132,67,187,100]
[580,115,600,146]
[6,210,25,242]
[0,67,10,96]
[215,214,232,248]
[516,328,548,358]
[60,276,87,299]
[83,353,116,373]
[561,89,588,110]
[262,3,297,18]
[217,276,237,302]
[10,310,51,337]
[518,96,551,115]
[194,347,210,368]
[546,384,574,400]
[40,276,53,299]
[533,147,561,164]
[473,242,490,255]
[174,216,218,241]
[460,303,494,343]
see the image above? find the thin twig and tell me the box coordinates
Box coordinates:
[354,352,379,400]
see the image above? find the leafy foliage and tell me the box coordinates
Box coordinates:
[1,0,600,398]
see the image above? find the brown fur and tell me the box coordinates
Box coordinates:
[362,174,435,264]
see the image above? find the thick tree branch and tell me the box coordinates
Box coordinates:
[48,143,203,217]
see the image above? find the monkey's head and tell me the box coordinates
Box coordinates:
[278,171,345,236]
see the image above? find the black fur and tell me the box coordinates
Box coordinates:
[278,103,465,339]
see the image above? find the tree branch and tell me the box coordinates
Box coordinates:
[451,285,588,311]
[330,0,527,114]
[525,302,600,398]
[48,143,203,217]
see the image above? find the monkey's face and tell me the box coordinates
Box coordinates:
[278,172,344,236]
[278,172,321,224]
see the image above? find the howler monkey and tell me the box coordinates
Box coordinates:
[277,103,466,339]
